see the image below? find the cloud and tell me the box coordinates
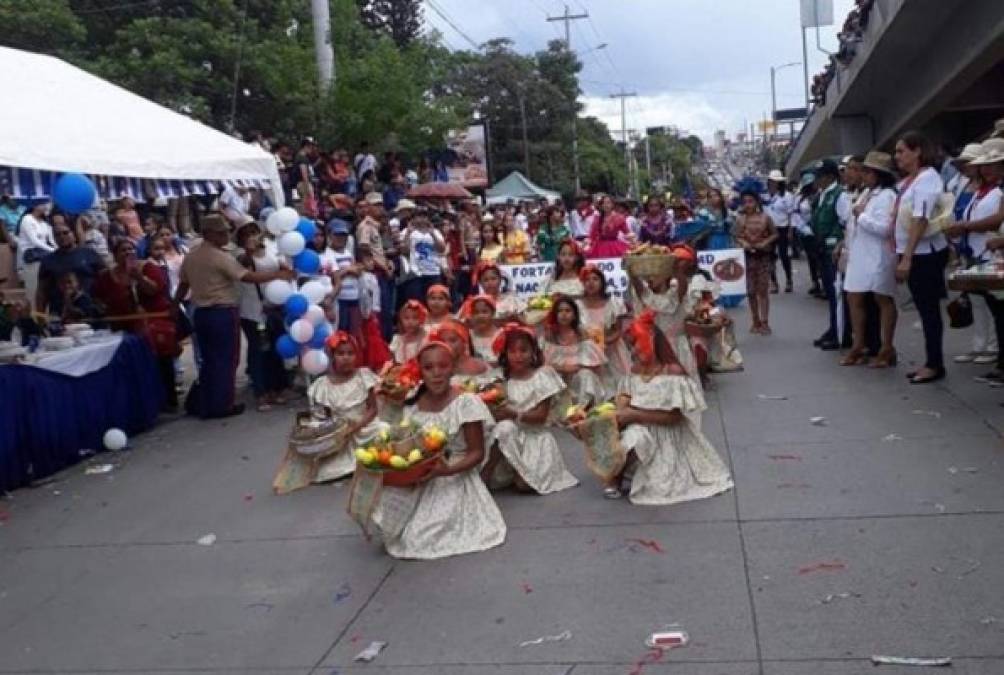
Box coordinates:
[581,92,730,142]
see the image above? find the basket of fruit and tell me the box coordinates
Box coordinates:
[563,401,625,481]
[354,422,449,487]
[478,382,507,408]
[624,244,677,280]
[289,410,351,459]
[377,361,421,404]
[523,295,553,325]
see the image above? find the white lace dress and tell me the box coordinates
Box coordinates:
[493,293,526,322]
[470,328,502,366]
[372,393,507,559]
[541,338,608,406]
[578,296,632,388]
[544,276,584,299]
[618,373,733,506]
[487,366,579,494]
[388,331,424,364]
[308,369,387,482]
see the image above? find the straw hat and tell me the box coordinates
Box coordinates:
[394,198,416,212]
[767,169,786,182]
[861,151,895,176]
[970,137,1004,165]
[952,143,984,164]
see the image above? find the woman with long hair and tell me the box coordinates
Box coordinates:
[542,239,586,298]
[639,196,673,246]
[535,204,571,262]
[734,190,778,334]
[541,295,608,407]
[587,195,630,259]
[893,130,950,384]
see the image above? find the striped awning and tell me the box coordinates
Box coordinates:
[0,166,271,204]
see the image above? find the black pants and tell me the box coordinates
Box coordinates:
[801,234,821,287]
[772,228,792,286]
[905,248,949,370]
[984,293,1004,371]
[819,250,838,340]
[156,355,178,410]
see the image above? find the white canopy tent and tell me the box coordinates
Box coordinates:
[0,46,283,205]
[485,171,561,206]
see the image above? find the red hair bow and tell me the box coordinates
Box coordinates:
[492,321,537,356]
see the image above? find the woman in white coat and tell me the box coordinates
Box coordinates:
[842,151,899,368]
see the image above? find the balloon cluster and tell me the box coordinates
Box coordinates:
[259,207,334,375]
[265,207,321,275]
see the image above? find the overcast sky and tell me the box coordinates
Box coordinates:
[423,0,853,142]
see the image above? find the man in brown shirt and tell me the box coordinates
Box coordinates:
[174,214,294,418]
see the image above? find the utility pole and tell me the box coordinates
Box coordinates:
[645,135,652,186]
[610,90,636,196]
[547,4,589,193]
[518,92,530,179]
[311,0,335,94]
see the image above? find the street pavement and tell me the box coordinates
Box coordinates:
[2,263,1003,675]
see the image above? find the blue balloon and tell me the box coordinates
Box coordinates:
[292,249,320,275]
[285,293,309,318]
[295,217,317,241]
[275,334,300,359]
[308,323,331,349]
[52,173,97,213]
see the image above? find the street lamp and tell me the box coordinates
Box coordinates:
[770,61,801,141]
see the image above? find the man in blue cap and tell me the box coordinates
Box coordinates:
[327,218,362,336]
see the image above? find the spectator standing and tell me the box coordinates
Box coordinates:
[354,142,377,186]
[536,204,571,262]
[16,202,55,310]
[587,195,630,259]
[501,212,530,264]
[0,194,25,239]
[765,171,794,293]
[383,175,408,212]
[400,213,446,303]
[218,183,251,226]
[75,214,111,265]
[36,221,105,315]
[327,219,365,339]
[569,192,597,242]
[294,138,319,216]
[112,197,144,243]
[893,131,950,384]
[173,214,295,418]
[639,196,673,246]
[810,160,851,351]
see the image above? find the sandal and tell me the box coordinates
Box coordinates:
[603,486,623,500]
[840,349,869,366]
[868,349,897,368]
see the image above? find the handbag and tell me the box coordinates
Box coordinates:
[947,293,974,329]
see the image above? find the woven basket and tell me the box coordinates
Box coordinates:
[288,413,350,459]
[624,254,676,279]
[523,309,549,325]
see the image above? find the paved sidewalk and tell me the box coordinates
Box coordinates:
[1,273,1002,674]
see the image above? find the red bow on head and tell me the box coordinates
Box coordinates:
[627,310,657,362]
[491,322,537,356]
[459,293,497,319]
[400,299,429,324]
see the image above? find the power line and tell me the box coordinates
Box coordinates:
[425,0,480,50]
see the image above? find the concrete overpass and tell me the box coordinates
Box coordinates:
[785,0,1004,175]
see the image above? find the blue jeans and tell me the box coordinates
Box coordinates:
[819,251,838,340]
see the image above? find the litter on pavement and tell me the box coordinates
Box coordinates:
[819,591,861,604]
[798,560,846,575]
[353,641,387,662]
[333,582,352,605]
[871,655,952,667]
[196,533,217,546]
[645,631,688,648]
[810,416,827,426]
[757,394,788,400]
[911,409,942,419]
[84,464,115,475]
[882,434,903,442]
[519,630,572,647]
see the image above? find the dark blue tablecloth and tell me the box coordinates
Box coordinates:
[0,335,162,492]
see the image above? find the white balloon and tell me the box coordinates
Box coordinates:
[278,231,305,257]
[301,349,330,375]
[103,428,128,451]
[265,210,284,236]
[263,279,294,305]
[304,304,325,325]
[300,280,327,304]
[273,206,300,233]
[289,318,314,344]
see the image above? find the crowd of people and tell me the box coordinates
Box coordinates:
[741,120,1004,388]
[810,0,875,106]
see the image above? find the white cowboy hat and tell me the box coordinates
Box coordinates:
[970,137,1004,165]
[952,143,984,164]
[767,170,786,182]
[394,198,417,212]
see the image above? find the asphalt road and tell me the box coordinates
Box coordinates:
[2,263,1003,675]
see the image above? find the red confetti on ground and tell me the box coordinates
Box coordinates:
[521,582,533,594]
[626,538,665,554]
[628,647,665,675]
[797,561,847,575]
[767,454,803,461]
[243,493,254,502]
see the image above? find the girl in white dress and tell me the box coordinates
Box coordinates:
[577,264,631,389]
[482,323,579,494]
[472,262,525,323]
[308,332,386,482]
[429,319,497,389]
[841,152,899,368]
[425,283,453,329]
[542,240,585,299]
[388,299,428,364]
[609,311,733,504]
[541,295,608,407]
[461,294,502,366]
[369,339,507,559]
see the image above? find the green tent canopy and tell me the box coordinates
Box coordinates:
[485,171,562,205]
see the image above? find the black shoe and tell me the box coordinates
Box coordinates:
[814,332,835,347]
[808,286,822,296]
[910,369,946,385]
[818,340,841,351]
[205,403,246,419]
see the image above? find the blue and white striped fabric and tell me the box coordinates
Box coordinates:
[0,166,270,204]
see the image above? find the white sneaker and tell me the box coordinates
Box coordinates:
[974,354,998,365]
[953,353,976,363]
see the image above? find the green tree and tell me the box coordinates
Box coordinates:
[356,0,423,48]
[0,0,85,57]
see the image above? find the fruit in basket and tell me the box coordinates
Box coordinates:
[527,295,553,311]
[407,449,423,464]
[355,448,375,465]
[422,425,447,452]
[389,455,409,470]
[591,401,617,417]
[460,379,480,393]
[478,384,506,406]
[377,449,393,466]
[565,404,587,424]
